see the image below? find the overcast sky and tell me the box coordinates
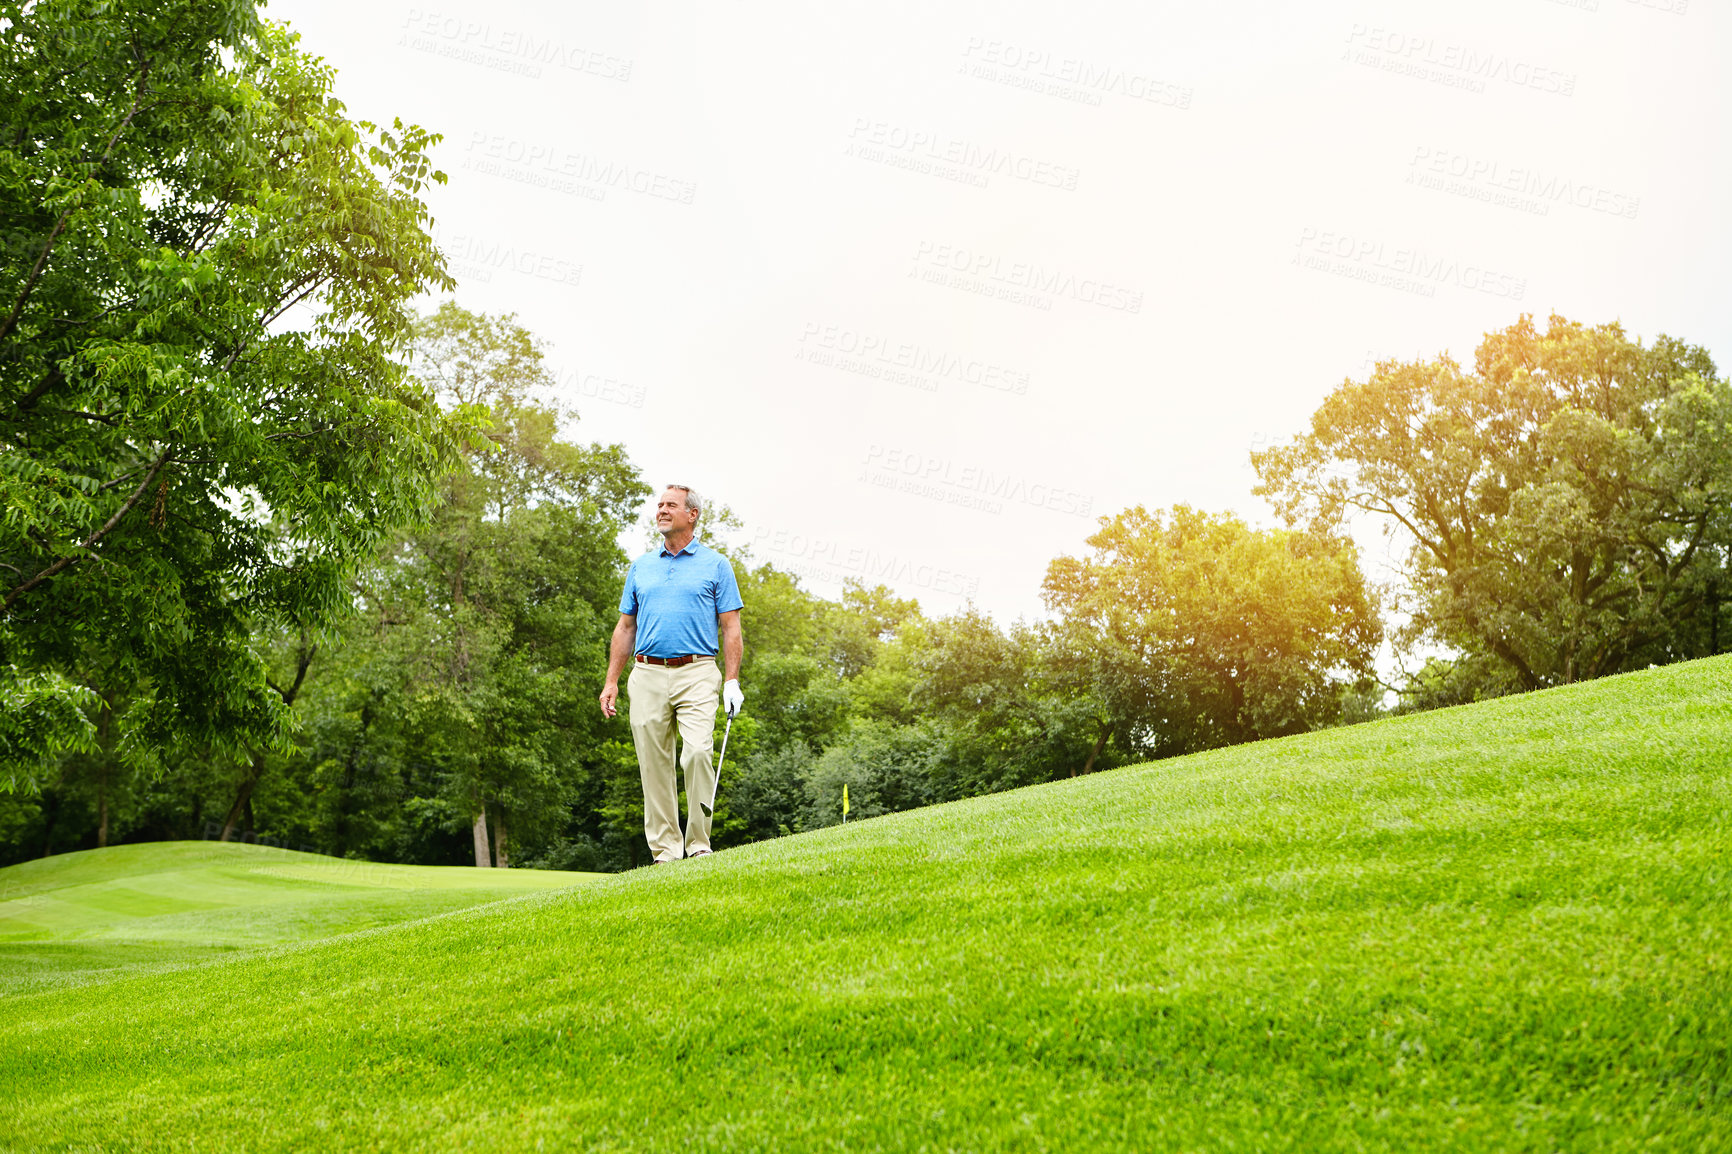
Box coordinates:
[275,0,1728,624]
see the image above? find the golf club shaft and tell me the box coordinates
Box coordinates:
[703,711,733,818]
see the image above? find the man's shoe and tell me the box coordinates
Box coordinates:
[688,848,712,858]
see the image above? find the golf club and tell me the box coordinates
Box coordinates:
[699,708,733,819]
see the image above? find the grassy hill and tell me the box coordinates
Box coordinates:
[2,657,1728,1151]
[0,841,595,995]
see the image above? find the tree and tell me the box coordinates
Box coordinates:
[0,668,93,794]
[801,722,945,828]
[0,1,467,786]
[361,304,646,866]
[212,631,317,841]
[1043,505,1381,756]
[906,610,1111,792]
[687,566,930,846]
[1253,314,1731,696]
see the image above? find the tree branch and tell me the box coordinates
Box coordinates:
[264,638,319,706]
[0,60,154,346]
[258,275,328,333]
[40,405,121,426]
[3,447,173,612]
[95,460,157,492]
[11,364,66,414]
[1349,493,1449,564]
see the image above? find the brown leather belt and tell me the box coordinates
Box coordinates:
[635,654,703,667]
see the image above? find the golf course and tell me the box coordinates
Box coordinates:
[1,656,1726,1151]
[0,844,597,997]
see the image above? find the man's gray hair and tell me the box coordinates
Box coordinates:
[665,484,702,519]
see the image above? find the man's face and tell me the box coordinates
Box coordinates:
[655,489,698,539]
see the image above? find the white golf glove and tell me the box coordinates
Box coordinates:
[723,679,744,718]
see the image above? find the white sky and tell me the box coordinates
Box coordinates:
[275,0,1728,625]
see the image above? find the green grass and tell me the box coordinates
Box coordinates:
[0,841,595,995]
[2,658,1729,1151]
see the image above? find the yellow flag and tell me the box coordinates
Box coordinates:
[842,783,851,817]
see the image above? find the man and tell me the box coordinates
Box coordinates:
[599,485,745,863]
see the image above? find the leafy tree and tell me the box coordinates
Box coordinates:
[272,615,421,859]
[727,739,815,842]
[848,611,932,728]
[1043,505,1381,756]
[346,304,646,866]
[0,300,651,866]
[705,570,926,841]
[821,582,922,680]
[0,668,94,793]
[1254,314,1731,695]
[0,1,466,785]
[802,721,946,829]
[733,653,852,756]
[908,610,1111,792]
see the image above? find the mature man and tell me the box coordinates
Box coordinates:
[599,485,744,863]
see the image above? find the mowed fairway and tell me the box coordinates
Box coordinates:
[3,659,1729,1151]
[0,842,596,995]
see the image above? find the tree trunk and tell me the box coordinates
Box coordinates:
[471,802,492,868]
[493,811,509,869]
[221,638,318,842]
[96,692,112,848]
[1079,727,1109,777]
[1711,581,1722,656]
[40,787,60,856]
[220,754,265,842]
[332,700,373,858]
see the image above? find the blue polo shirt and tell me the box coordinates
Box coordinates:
[619,538,744,658]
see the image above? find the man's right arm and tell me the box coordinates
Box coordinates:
[599,613,637,717]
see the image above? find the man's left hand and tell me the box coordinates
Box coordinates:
[723,679,744,718]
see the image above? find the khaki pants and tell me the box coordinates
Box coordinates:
[627,660,722,862]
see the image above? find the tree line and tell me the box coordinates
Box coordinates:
[2,2,1727,869]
